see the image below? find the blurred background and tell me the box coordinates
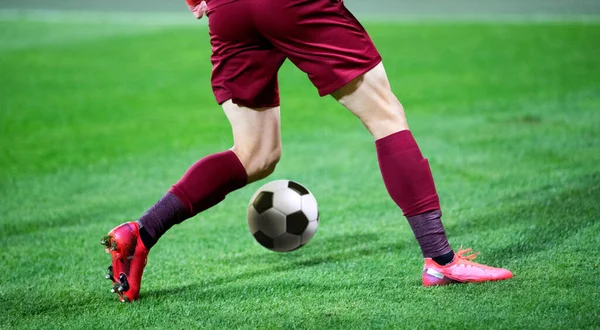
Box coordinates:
[1,0,599,17]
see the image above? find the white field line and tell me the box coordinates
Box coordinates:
[0,9,599,25]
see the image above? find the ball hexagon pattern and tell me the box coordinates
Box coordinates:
[259,208,287,237]
[286,211,309,235]
[248,180,319,252]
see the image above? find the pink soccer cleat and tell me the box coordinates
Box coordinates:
[101,222,149,302]
[422,247,513,286]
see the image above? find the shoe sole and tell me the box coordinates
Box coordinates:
[101,235,131,303]
[422,268,513,286]
[422,268,459,286]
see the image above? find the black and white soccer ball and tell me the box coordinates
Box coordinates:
[247,180,319,252]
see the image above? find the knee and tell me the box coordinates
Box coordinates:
[334,64,409,139]
[233,143,281,183]
[256,146,281,180]
[362,65,407,122]
[372,99,409,139]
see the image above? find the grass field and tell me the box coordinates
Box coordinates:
[1,13,599,329]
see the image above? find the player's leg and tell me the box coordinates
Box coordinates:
[102,0,288,302]
[253,0,511,285]
[223,101,282,183]
[102,104,281,302]
[253,0,451,266]
[333,68,512,284]
[141,101,281,249]
[331,62,408,139]
[331,62,453,263]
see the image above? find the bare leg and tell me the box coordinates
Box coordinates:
[331,62,408,140]
[331,63,513,284]
[222,100,282,183]
[332,62,453,264]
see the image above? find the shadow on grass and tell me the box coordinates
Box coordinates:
[141,232,404,300]
[446,172,600,260]
[3,230,404,321]
[143,174,600,300]
[8,174,598,318]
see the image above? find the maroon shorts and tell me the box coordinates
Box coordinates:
[207,0,382,108]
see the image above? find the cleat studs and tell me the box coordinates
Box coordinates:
[111,289,116,293]
[105,265,115,281]
[100,236,111,247]
[118,274,129,292]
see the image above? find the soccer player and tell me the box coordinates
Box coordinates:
[101,0,512,302]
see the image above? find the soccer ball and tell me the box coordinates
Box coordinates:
[247,180,319,252]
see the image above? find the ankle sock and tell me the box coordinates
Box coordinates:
[406,210,453,260]
[138,192,189,250]
[432,250,455,266]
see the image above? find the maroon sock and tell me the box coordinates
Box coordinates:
[138,150,248,249]
[376,130,440,216]
[375,130,452,259]
[169,150,248,215]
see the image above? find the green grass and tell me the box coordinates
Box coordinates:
[1,15,599,329]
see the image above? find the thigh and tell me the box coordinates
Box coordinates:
[208,0,287,108]
[331,63,409,140]
[252,0,382,97]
